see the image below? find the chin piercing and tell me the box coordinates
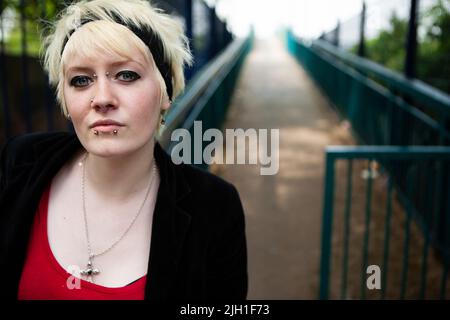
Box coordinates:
[93,130,99,135]
[113,130,118,135]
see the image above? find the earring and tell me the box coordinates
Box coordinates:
[67,113,71,120]
[161,115,166,125]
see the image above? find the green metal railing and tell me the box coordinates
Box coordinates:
[286,31,450,147]
[158,35,253,169]
[287,30,450,299]
[320,146,450,299]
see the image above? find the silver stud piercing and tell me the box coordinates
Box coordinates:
[113,130,118,135]
[93,130,99,135]
[92,73,97,79]
[90,97,94,103]
[105,71,110,77]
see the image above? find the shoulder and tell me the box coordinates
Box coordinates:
[178,162,242,206]
[1,131,74,166]
[0,132,77,188]
[182,163,239,199]
[155,142,242,209]
[174,162,245,227]
[2,131,72,148]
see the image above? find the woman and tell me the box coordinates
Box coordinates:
[0,0,247,300]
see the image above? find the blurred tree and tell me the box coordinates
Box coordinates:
[360,0,450,93]
[1,0,66,56]
[365,13,408,73]
[417,0,450,93]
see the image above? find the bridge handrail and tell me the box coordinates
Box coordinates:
[307,39,450,116]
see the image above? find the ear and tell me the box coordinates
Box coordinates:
[161,96,171,111]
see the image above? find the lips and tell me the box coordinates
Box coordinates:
[89,119,125,129]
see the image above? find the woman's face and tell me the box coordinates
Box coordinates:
[63,44,170,157]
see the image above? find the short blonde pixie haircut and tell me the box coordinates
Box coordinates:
[42,0,192,118]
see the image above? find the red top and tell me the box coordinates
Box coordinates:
[18,183,147,300]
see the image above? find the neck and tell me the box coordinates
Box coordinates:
[83,140,157,200]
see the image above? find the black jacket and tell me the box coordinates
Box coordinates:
[0,131,247,301]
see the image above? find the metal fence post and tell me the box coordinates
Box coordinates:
[0,0,12,139]
[358,1,367,57]
[319,152,336,299]
[405,0,419,78]
[209,5,217,60]
[40,0,54,132]
[184,0,194,80]
[20,0,32,132]
[334,20,340,47]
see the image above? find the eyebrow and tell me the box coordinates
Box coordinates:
[65,59,146,74]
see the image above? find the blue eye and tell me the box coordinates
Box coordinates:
[70,76,92,87]
[116,71,141,82]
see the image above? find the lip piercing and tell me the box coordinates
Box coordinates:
[93,129,117,135]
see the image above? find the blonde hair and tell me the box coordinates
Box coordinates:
[42,0,193,117]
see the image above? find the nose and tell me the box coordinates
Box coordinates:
[91,77,118,113]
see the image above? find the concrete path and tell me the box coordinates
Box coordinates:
[210,37,354,299]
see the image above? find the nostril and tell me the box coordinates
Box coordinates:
[95,104,116,113]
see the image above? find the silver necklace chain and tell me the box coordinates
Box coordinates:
[80,153,157,276]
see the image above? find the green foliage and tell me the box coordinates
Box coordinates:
[365,13,408,73]
[2,0,59,21]
[360,0,450,93]
[417,0,450,93]
[1,0,66,56]
[5,20,41,56]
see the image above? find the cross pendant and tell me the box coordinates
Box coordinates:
[80,260,100,280]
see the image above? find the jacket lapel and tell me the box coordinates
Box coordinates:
[144,143,192,300]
